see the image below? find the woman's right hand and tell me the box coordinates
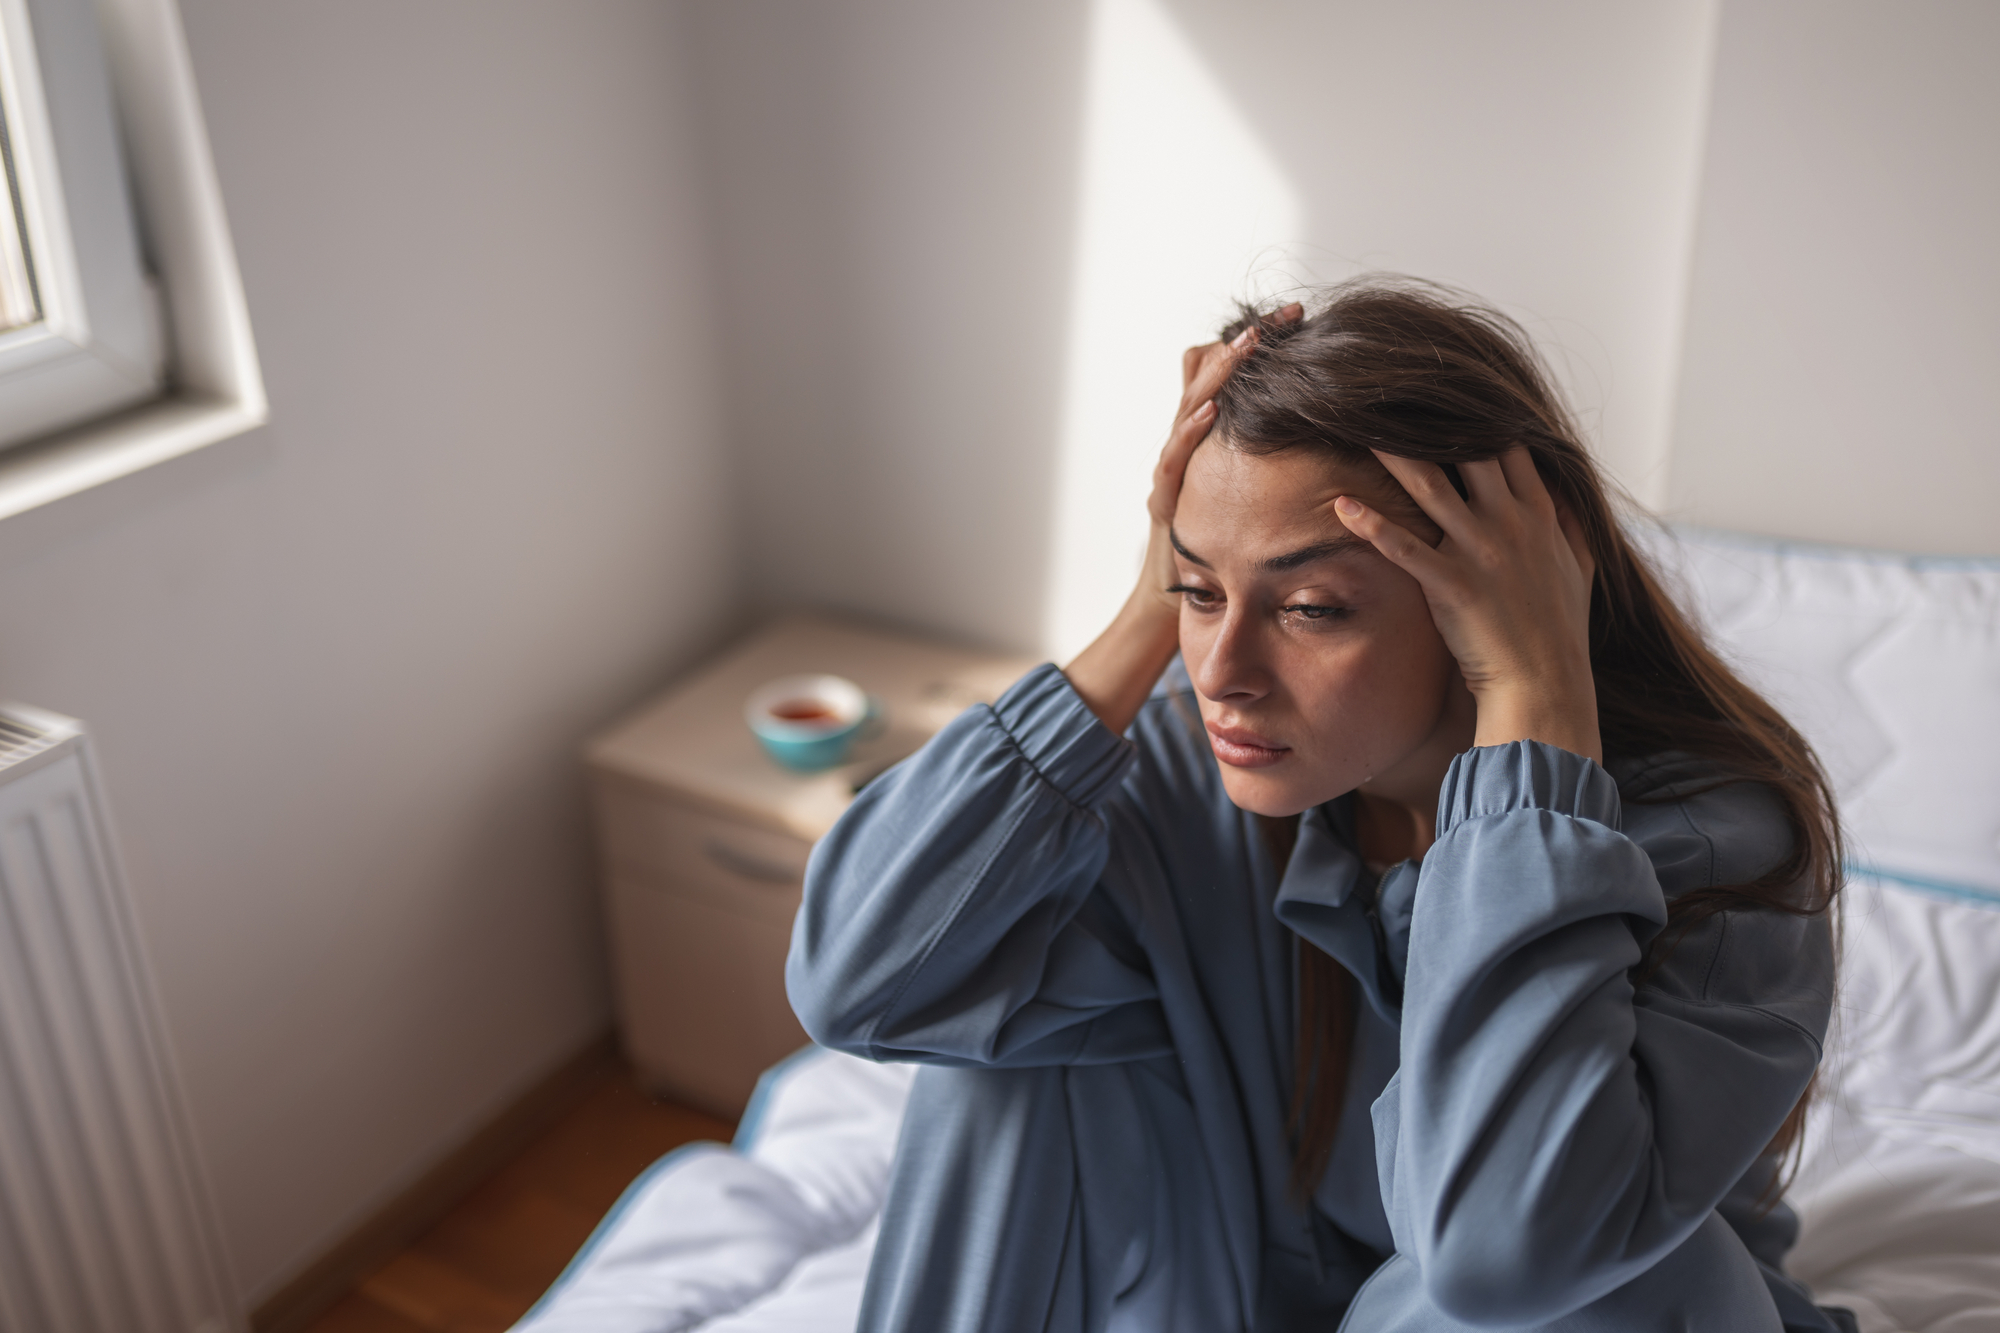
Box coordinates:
[1065,303,1302,733]
[1136,312,1297,611]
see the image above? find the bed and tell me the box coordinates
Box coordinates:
[515,527,2000,1333]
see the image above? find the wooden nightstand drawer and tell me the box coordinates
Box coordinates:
[603,873,807,1117]
[594,780,810,927]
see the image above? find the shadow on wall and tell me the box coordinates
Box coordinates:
[690,0,1090,658]
[1665,0,2000,555]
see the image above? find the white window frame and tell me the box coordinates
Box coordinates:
[0,0,263,522]
[0,0,163,450]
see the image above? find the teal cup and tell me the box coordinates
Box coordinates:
[745,674,877,773]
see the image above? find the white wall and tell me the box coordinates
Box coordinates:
[694,0,1722,659]
[1667,0,2000,555]
[0,0,735,1303]
[688,0,1092,657]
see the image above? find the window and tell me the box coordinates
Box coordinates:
[0,0,263,521]
[0,0,163,451]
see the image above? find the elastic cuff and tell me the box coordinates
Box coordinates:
[1435,739,1621,835]
[989,664,1136,809]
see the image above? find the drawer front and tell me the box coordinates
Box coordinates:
[604,874,809,1118]
[595,783,811,928]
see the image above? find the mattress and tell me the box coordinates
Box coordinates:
[518,527,2000,1333]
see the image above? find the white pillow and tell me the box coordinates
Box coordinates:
[1641,526,2000,899]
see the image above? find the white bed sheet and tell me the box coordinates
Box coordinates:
[1787,875,2000,1333]
[512,1049,911,1333]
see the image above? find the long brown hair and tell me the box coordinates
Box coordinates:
[1212,276,1843,1204]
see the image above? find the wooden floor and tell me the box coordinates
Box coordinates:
[305,1069,734,1333]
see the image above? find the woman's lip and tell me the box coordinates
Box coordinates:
[1206,723,1290,768]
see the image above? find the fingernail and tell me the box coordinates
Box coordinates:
[1197,400,1216,416]
[1334,496,1363,519]
[1231,327,1255,349]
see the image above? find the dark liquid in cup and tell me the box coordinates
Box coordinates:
[772,700,838,723]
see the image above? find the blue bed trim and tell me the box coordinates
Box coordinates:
[733,1043,824,1154]
[1849,862,2000,908]
[511,1140,727,1328]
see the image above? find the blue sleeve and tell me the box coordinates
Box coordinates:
[1375,741,1832,1325]
[785,664,1174,1068]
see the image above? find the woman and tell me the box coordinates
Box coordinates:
[787,278,1850,1332]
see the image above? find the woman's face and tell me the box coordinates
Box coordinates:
[1170,443,1474,818]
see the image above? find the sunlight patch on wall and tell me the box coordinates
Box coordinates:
[1040,0,1303,661]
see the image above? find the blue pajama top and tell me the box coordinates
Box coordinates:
[787,662,1846,1331]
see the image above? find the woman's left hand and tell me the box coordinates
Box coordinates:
[1333,449,1602,763]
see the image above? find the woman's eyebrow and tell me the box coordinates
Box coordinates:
[1262,535,1371,571]
[1169,527,1211,568]
[1169,528,1371,572]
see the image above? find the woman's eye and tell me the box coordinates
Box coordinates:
[1282,602,1352,623]
[1166,583,1220,608]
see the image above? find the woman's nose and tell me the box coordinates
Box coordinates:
[1188,606,1272,704]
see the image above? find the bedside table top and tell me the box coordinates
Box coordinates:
[587,614,1040,841]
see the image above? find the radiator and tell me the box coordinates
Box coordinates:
[0,703,238,1333]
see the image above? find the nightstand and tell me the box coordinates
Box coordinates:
[585,613,1037,1117]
